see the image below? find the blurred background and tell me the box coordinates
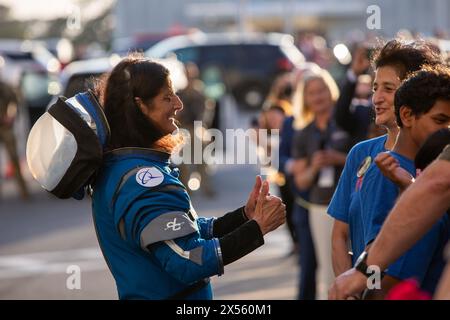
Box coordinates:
[0,0,449,299]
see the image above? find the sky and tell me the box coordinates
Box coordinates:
[0,0,113,21]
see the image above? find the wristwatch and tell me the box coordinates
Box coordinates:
[354,251,371,278]
[354,251,385,279]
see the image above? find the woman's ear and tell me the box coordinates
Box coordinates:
[399,105,414,128]
[134,97,148,115]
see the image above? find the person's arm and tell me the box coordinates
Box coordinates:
[375,152,414,193]
[195,207,248,239]
[218,181,286,265]
[363,275,401,300]
[352,241,399,300]
[331,219,352,276]
[293,149,347,191]
[291,129,319,191]
[145,181,285,284]
[197,176,262,239]
[292,158,318,191]
[435,259,450,300]
[323,149,347,167]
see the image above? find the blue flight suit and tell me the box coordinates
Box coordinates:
[92,148,223,299]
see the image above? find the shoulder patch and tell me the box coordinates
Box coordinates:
[135,167,164,187]
[140,211,198,248]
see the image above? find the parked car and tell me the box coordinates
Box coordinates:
[145,32,305,110]
[55,55,120,99]
[0,40,60,127]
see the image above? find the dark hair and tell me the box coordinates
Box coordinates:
[372,39,442,80]
[415,128,450,170]
[394,64,450,127]
[95,52,171,150]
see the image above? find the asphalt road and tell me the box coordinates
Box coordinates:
[0,163,298,300]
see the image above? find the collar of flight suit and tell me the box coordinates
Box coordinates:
[104,147,171,164]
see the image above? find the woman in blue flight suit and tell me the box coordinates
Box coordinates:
[91,53,286,300]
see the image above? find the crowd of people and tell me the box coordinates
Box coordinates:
[3,28,450,300]
[258,36,450,300]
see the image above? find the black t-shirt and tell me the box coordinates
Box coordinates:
[292,120,352,205]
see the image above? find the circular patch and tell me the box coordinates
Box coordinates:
[357,156,372,178]
[136,167,164,187]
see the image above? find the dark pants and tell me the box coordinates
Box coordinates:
[279,181,297,247]
[293,202,317,300]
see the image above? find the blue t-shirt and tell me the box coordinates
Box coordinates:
[328,135,387,262]
[358,151,449,293]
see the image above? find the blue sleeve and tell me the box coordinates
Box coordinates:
[116,189,224,283]
[327,148,356,223]
[111,168,217,245]
[196,217,216,239]
[110,170,193,247]
[117,190,190,247]
[279,117,294,174]
[150,234,223,285]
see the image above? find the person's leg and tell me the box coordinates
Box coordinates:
[294,204,317,300]
[0,128,29,199]
[309,204,334,300]
[279,181,297,252]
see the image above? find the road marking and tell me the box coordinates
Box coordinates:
[0,247,106,279]
[0,227,292,280]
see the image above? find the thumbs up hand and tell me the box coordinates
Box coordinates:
[252,180,286,235]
